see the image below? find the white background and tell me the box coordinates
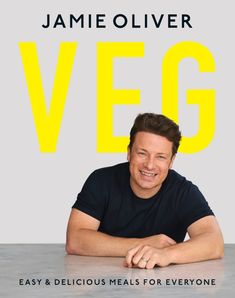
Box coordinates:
[0,0,234,243]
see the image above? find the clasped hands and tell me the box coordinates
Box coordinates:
[123,234,176,269]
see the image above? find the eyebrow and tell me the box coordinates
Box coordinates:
[137,148,169,156]
[138,148,147,152]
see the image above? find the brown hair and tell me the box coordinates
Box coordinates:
[129,113,181,156]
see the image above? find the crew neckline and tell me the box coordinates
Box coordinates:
[128,176,166,202]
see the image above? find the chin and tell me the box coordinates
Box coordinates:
[138,180,158,190]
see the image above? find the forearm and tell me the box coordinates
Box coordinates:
[66,229,141,257]
[165,232,224,265]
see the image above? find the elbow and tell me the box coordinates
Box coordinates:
[217,243,224,259]
[66,242,77,255]
[66,240,84,256]
[213,237,224,259]
[66,228,90,256]
[214,248,224,260]
[65,239,80,255]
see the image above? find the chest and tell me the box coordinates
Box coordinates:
[99,190,179,237]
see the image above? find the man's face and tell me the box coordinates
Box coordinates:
[127,132,175,198]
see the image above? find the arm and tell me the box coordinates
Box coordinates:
[166,215,224,263]
[66,208,176,257]
[125,215,224,269]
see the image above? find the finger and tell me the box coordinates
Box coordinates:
[123,259,128,267]
[136,258,148,269]
[137,251,153,269]
[125,245,143,267]
[145,257,156,269]
[145,251,169,268]
[132,245,151,266]
[145,252,158,269]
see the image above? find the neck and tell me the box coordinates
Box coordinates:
[130,179,162,199]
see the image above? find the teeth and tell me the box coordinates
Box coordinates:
[140,171,156,177]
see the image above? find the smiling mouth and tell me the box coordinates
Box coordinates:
[140,170,157,177]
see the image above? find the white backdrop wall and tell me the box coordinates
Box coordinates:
[0,0,234,243]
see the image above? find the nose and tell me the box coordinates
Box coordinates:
[144,156,155,170]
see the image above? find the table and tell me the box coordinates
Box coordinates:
[0,244,234,297]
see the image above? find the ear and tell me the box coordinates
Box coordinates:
[169,154,176,169]
[127,146,131,162]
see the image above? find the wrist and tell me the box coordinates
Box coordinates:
[163,245,177,264]
[133,237,144,247]
[125,237,143,253]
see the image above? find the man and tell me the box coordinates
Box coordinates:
[66,113,224,269]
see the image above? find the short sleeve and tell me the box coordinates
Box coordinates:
[178,183,214,230]
[72,170,107,221]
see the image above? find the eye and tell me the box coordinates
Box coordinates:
[137,152,146,156]
[157,155,166,160]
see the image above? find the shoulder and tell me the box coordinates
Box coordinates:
[85,162,129,185]
[79,162,129,201]
[165,169,189,188]
[166,170,209,207]
[91,162,129,178]
[165,169,201,197]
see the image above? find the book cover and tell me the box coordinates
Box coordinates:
[0,0,234,297]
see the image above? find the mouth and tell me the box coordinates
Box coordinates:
[140,170,157,177]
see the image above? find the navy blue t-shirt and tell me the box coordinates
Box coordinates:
[72,162,214,243]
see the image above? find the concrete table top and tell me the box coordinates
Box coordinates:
[0,244,234,297]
